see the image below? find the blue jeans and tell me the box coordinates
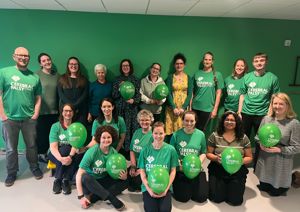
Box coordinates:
[2,119,39,175]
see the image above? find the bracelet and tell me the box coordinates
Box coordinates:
[78,194,84,199]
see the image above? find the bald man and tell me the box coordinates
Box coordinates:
[0,47,43,186]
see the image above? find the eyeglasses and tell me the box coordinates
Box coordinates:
[68,63,78,66]
[14,54,30,59]
[151,66,160,71]
[224,119,236,123]
[122,64,130,67]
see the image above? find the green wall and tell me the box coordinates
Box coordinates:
[1,9,300,150]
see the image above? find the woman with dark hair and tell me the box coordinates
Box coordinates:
[140,63,166,122]
[170,111,208,203]
[206,111,252,206]
[48,103,84,195]
[165,53,193,139]
[255,93,300,196]
[58,56,89,126]
[88,98,126,152]
[112,59,141,159]
[224,59,248,112]
[36,53,60,162]
[76,125,128,210]
[192,52,224,131]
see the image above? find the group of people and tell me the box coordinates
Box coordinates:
[1,46,300,211]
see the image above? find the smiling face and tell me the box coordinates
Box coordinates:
[150,64,161,77]
[68,58,79,75]
[202,53,213,70]
[121,61,131,76]
[253,56,267,71]
[40,55,52,71]
[224,114,236,131]
[272,97,288,118]
[96,68,106,82]
[183,113,196,131]
[62,105,74,121]
[100,131,113,148]
[152,126,165,143]
[101,100,114,117]
[13,47,30,70]
[139,115,152,131]
[234,60,246,76]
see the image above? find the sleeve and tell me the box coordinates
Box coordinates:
[207,132,217,147]
[200,132,207,154]
[165,75,176,109]
[239,76,247,95]
[182,75,193,109]
[79,148,93,170]
[35,77,42,96]
[137,149,145,169]
[140,78,152,104]
[242,135,251,148]
[170,146,179,168]
[49,123,59,143]
[281,120,300,155]
[112,77,121,100]
[272,75,280,94]
[91,120,99,136]
[118,117,127,134]
[169,133,176,147]
[216,72,225,90]
[132,76,141,105]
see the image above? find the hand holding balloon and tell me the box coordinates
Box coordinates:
[258,123,281,147]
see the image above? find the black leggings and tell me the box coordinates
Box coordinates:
[173,171,208,203]
[143,190,172,212]
[193,110,211,132]
[81,173,128,201]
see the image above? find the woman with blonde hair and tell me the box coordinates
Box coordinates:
[255,92,300,196]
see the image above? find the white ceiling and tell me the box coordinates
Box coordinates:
[1,0,300,20]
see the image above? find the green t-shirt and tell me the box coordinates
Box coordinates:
[240,71,280,115]
[79,144,117,179]
[0,66,42,120]
[91,116,126,148]
[170,128,206,161]
[224,76,244,112]
[138,142,179,192]
[49,121,69,145]
[192,70,224,112]
[130,128,153,160]
[208,132,251,156]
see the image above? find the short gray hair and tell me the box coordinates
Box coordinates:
[94,64,107,75]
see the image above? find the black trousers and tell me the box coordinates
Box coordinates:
[143,190,172,212]
[81,173,128,201]
[193,110,211,132]
[128,168,142,191]
[258,181,289,196]
[241,113,264,169]
[48,145,83,180]
[173,171,208,203]
[36,114,58,154]
[208,162,248,206]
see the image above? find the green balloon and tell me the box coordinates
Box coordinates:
[148,167,169,194]
[221,147,243,174]
[258,123,282,147]
[120,81,135,100]
[154,84,169,100]
[106,153,127,180]
[67,122,87,149]
[182,154,202,179]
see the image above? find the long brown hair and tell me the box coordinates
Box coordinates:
[59,56,87,89]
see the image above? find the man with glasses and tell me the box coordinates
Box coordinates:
[0,47,43,186]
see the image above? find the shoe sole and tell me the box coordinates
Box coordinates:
[5,182,15,187]
[116,204,126,211]
[35,175,43,180]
